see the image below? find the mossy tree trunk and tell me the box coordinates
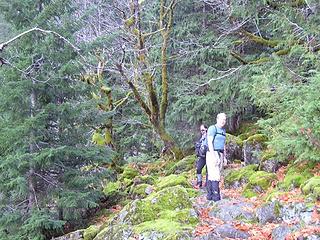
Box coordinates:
[117,0,183,159]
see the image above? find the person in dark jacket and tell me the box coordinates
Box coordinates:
[195,124,208,188]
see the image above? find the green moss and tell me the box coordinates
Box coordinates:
[243,171,276,198]
[121,166,139,180]
[83,225,99,240]
[123,178,134,188]
[226,133,244,147]
[166,155,196,175]
[103,181,121,196]
[243,188,258,198]
[117,186,193,225]
[245,134,268,145]
[185,188,200,198]
[260,149,277,161]
[302,176,320,199]
[133,175,156,185]
[134,219,193,234]
[158,209,198,225]
[248,171,277,190]
[155,174,192,191]
[129,184,152,198]
[280,164,313,190]
[225,164,258,186]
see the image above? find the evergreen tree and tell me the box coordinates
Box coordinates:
[0,1,112,239]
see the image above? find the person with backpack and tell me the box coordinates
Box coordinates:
[206,113,227,201]
[194,124,208,188]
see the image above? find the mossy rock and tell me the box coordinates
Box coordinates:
[302,176,320,200]
[243,171,277,198]
[166,155,196,175]
[103,181,121,197]
[155,174,192,191]
[93,224,133,240]
[245,134,268,145]
[84,225,99,240]
[279,164,313,190]
[129,183,153,199]
[112,186,193,225]
[123,178,134,188]
[134,219,194,239]
[121,166,139,180]
[224,165,258,188]
[133,175,156,185]
[158,209,198,225]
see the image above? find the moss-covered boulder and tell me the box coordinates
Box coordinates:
[243,171,277,198]
[155,174,192,191]
[301,176,320,200]
[129,183,153,199]
[224,165,258,188]
[279,164,313,190]
[134,219,194,240]
[132,175,156,186]
[94,224,133,240]
[95,186,197,240]
[166,155,196,175]
[84,225,99,240]
[112,186,193,225]
[243,134,267,165]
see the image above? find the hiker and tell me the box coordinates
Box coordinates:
[194,124,208,188]
[206,113,227,201]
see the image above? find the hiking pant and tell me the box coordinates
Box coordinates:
[207,180,221,201]
[196,156,206,174]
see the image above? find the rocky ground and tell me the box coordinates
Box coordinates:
[54,159,320,240]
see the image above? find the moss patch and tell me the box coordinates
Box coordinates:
[129,183,152,199]
[155,174,192,191]
[260,148,277,161]
[280,164,313,190]
[83,225,99,240]
[226,133,244,147]
[245,134,268,145]
[302,176,320,200]
[121,166,139,179]
[243,171,276,197]
[224,164,258,187]
[166,155,196,175]
[115,186,193,225]
[103,181,121,197]
[134,219,193,234]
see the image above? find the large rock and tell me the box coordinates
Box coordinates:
[95,186,198,240]
[256,201,280,224]
[215,224,250,239]
[271,225,292,240]
[225,134,243,163]
[209,199,256,222]
[243,134,267,165]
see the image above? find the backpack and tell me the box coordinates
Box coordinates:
[195,137,207,158]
